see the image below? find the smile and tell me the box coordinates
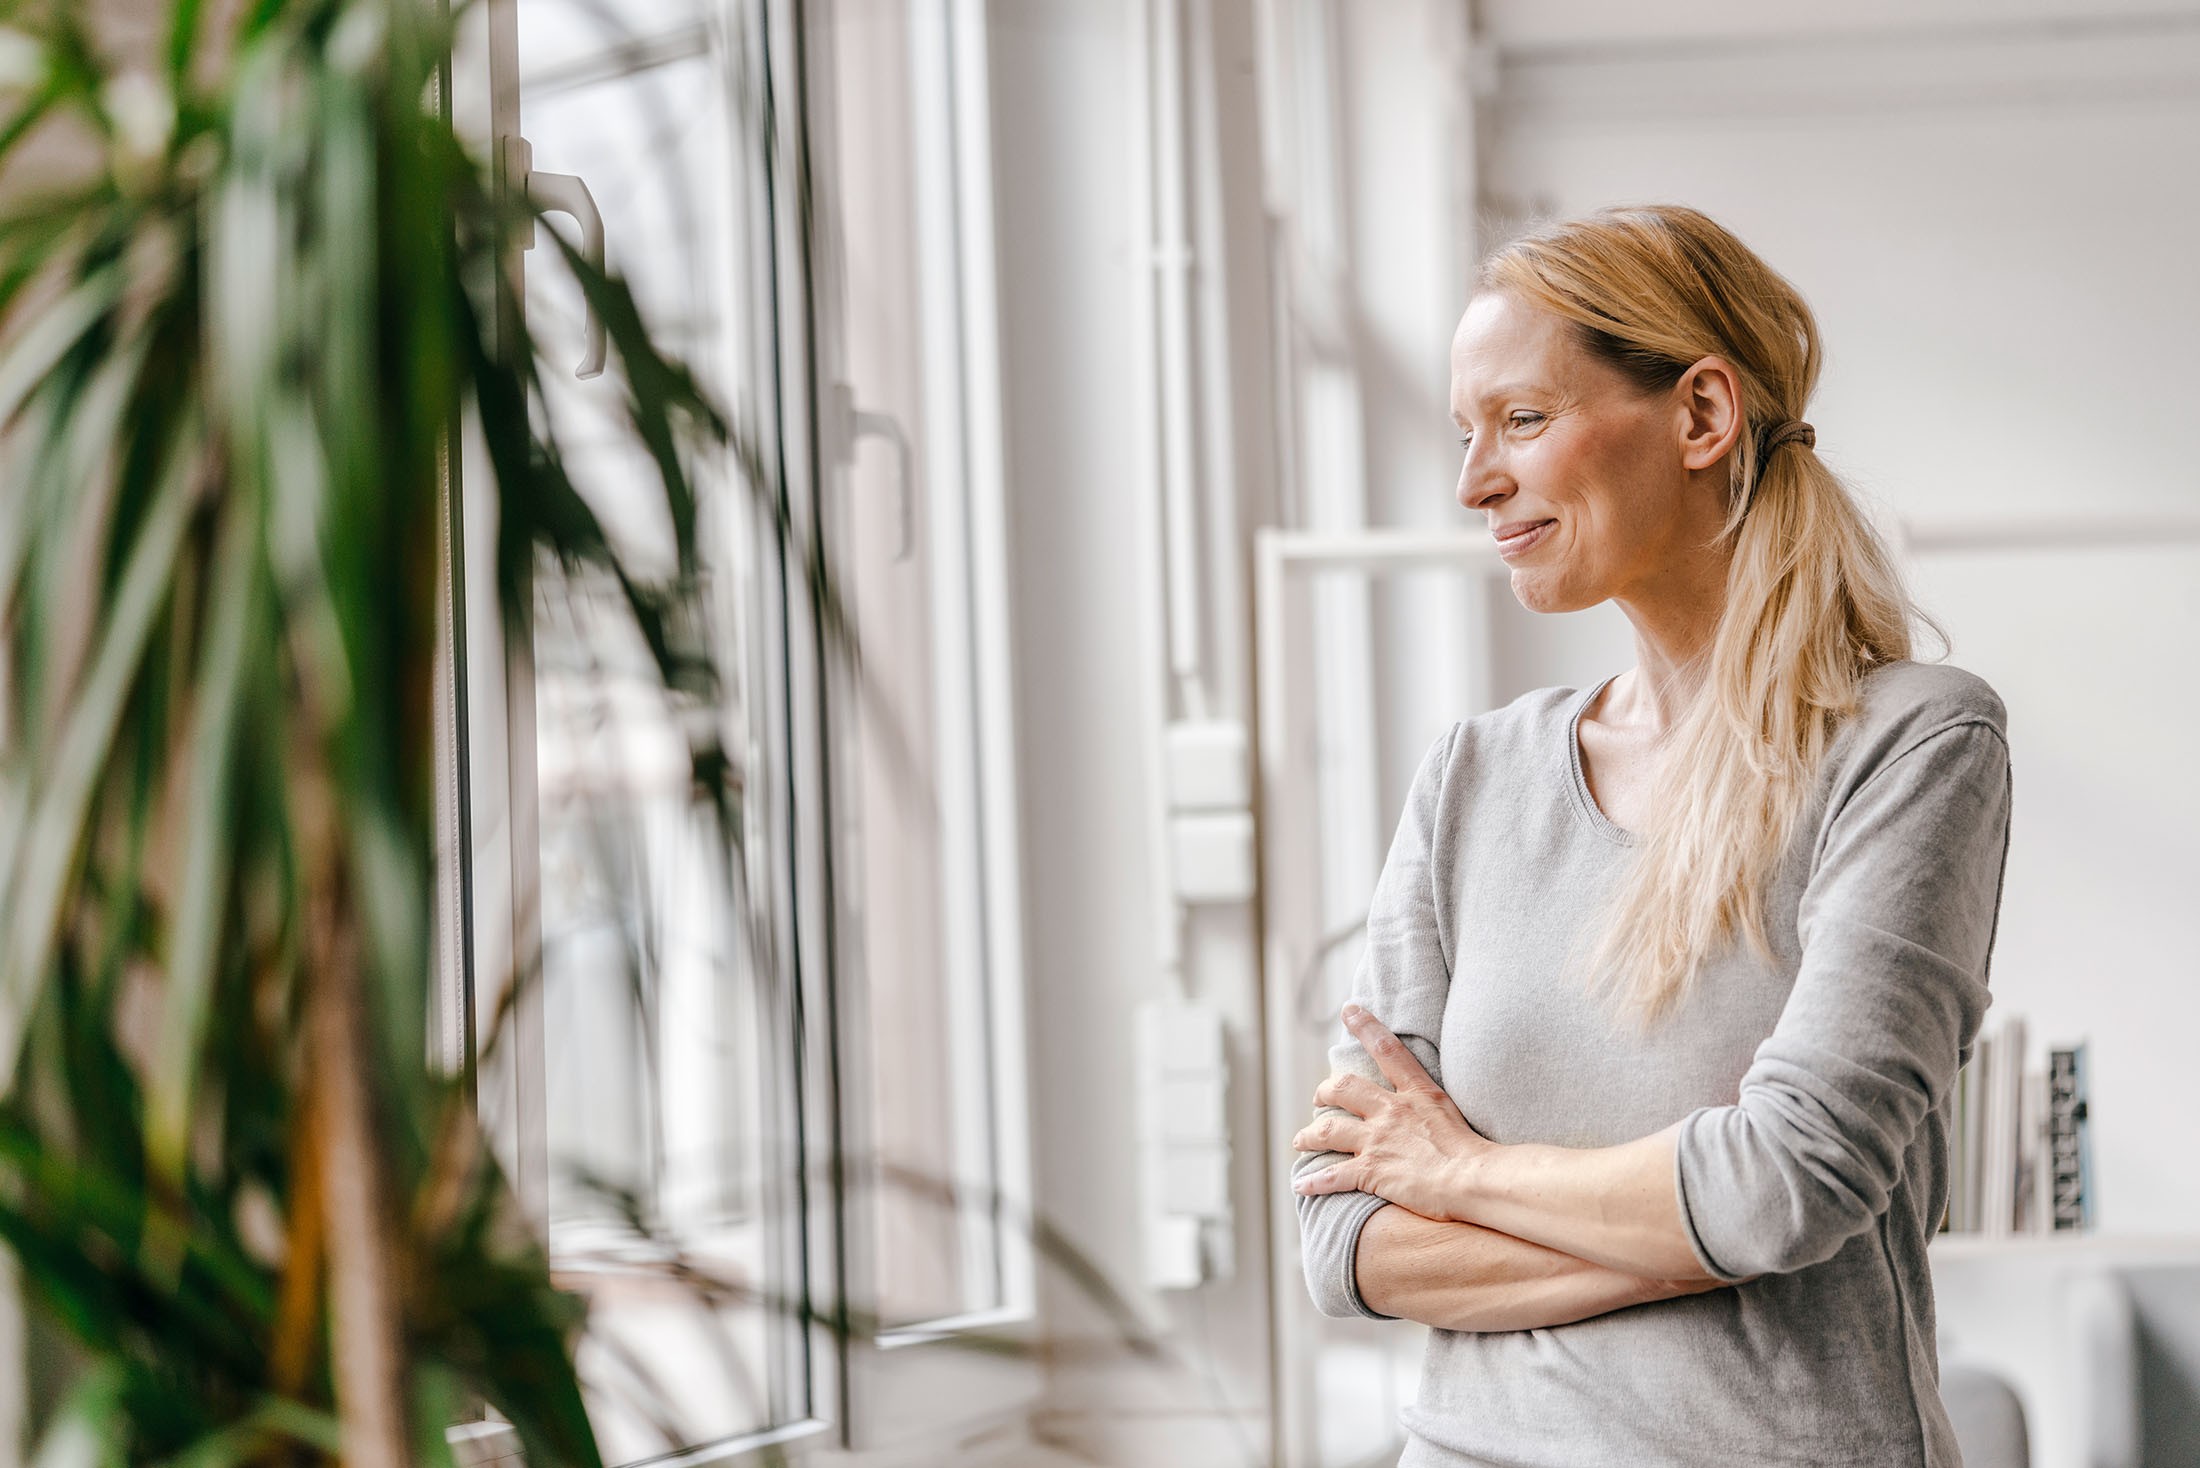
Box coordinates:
[1495,519,1555,558]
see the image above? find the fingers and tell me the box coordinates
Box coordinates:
[1292,1162,1354,1197]
[1289,1113,1360,1155]
[1311,1071,1379,1115]
[1342,1002,1436,1093]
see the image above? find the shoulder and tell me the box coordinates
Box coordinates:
[1844,658,2008,757]
[1403,682,1584,822]
[1826,658,2011,803]
[1419,683,1578,778]
[1458,682,1578,750]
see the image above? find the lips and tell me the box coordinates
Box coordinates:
[1493,518,1555,544]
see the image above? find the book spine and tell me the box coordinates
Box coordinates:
[2075,1043,2094,1230]
[1994,1017,2025,1234]
[2048,1044,2088,1231]
[1983,1024,2005,1236]
[2035,1066,2054,1234]
[2015,1067,2049,1234]
[1980,1034,1997,1232]
[1946,1052,1968,1231]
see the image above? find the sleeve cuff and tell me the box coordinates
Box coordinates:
[1673,1106,1753,1285]
[1334,1192,1398,1319]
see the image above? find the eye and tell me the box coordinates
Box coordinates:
[1510,411,1545,429]
[1457,433,1473,450]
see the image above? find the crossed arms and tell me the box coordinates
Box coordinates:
[1348,1201,1728,1332]
[1288,1010,1737,1331]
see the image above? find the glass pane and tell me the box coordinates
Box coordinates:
[525,50,735,574]
[520,35,803,1460]
[534,571,794,1460]
[518,0,720,90]
[822,0,1005,1333]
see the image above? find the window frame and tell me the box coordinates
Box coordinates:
[440,0,845,1461]
[798,0,1042,1450]
[442,0,1041,1460]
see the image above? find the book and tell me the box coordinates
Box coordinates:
[1942,1059,1967,1232]
[2048,1043,2091,1231]
[1980,1030,1997,1232]
[2014,1066,2049,1234]
[1985,1016,2024,1235]
[1942,1015,2075,1237]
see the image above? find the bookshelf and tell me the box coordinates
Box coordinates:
[1902,515,2200,1246]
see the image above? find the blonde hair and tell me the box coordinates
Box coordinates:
[1477,204,1947,1030]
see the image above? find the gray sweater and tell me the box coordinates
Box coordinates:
[1292,659,2015,1468]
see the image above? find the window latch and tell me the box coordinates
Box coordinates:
[831,383,915,562]
[504,136,608,380]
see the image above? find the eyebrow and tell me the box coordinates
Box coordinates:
[1451,382,1545,425]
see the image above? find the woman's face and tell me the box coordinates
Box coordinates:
[1450,290,1733,615]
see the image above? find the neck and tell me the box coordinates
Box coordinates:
[1607,546,1731,735]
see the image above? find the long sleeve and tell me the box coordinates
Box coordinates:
[1293,725,1459,1319]
[1673,715,2015,1281]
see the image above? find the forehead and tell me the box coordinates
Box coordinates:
[1449,291,1584,405]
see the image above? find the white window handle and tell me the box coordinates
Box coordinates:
[505,137,608,380]
[831,383,915,561]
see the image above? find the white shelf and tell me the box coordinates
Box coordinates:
[1929,1231,2200,1261]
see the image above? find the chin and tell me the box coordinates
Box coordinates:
[1506,572,1592,616]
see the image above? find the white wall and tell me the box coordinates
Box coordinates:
[1484,0,2200,1238]
[988,3,1280,1461]
[987,4,2200,1465]
[981,3,1503,1461]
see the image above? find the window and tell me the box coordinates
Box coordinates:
[442,0,1035,1460]
[447,0,825,1460]
[807,0,1040,1444]
[813,0,1030,1336]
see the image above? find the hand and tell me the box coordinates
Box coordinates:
[1289,1002,1498,1224]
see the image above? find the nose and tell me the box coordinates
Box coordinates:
[1456,440,1512,515]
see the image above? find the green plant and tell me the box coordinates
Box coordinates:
[0,0,737,1459]
[0,3,1245,1464]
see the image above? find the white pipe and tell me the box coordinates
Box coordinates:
[1248,0,1302,530]
[1251,525,1318,1468]
[1129,0,1187,995]
[1187,0,1246,726]
[1154,0,1208,718]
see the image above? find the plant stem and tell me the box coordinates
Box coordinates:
[301,789,413,1465]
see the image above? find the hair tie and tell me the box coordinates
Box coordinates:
[1762,419,1816,455]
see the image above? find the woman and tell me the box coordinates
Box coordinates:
[1288,204,2014,1467]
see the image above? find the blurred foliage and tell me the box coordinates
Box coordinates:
[0,0,738,1460]
[0,0,1209,1463]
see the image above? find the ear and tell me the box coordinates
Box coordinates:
[1674,355,1744,472]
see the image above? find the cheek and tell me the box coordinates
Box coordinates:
[1517,427,1594,489]
[1547,432,1655,522]
[1508,446,1594,534]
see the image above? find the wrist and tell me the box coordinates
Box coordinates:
[1442,1141,1499,1224]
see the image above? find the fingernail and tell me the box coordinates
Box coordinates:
[1342,1002,1363,1022]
